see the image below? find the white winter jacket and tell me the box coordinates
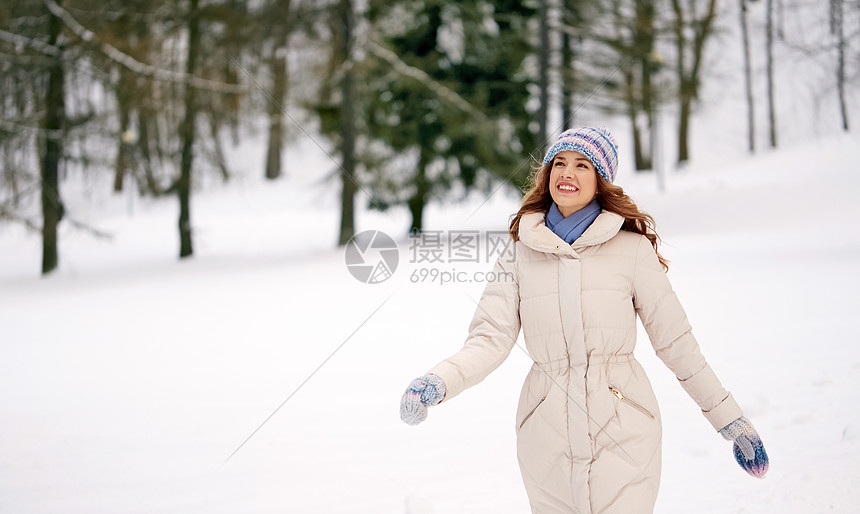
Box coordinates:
[428,210,743,514]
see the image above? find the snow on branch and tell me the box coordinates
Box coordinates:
[0,28,61,56]
[365,39,489,124]
[44,0,248,95]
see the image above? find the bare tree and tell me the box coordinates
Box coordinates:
[740,0,756,152]
[831,0,850,131]
[338,0,356,245]
[606,0,658,170]
[670,0,719,165]
[97,6,163,194]
[765,0,777,147]
[638,0,657,170]
[255,0,305,181]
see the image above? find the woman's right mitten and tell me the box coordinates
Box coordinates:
[400,374,447,425]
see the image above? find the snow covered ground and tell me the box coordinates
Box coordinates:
[1,128,859,513]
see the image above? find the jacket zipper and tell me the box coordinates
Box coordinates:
[519,395,547,430]
[609,386,655,420]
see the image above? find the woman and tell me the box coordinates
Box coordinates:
[399,127,769,514]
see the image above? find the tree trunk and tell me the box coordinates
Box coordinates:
[740,0,755,152]
[337,0,357,246]
[114,82,131,192]
[210,117,230,182]
[41,1,65,275]
[408,150,429,233]
[766,0,777,147]
[678,92,692,164]
[671,0,687,164]
[623,67,647,171]
[537,0,550,145]
[265,45,288,180]
[832,0,849,131]
[561,30,573,128]
[178,0,200,258]
[137,78,161,196]
[138,109,159,196]
[637,0,655,170]
[631,119,646,170]
[641,56,654,170]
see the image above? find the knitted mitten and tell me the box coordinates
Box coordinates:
[719,417,769,478]
[400,374,447,425]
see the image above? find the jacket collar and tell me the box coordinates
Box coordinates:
[518,209,624,254]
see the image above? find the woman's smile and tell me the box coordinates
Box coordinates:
[556,181,580,193]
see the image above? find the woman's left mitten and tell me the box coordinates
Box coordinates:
[400,374,447,426]
[719,417,769,478]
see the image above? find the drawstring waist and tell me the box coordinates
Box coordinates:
[532,357,570,373]
[588,352,634,364]
[532,352,634,373]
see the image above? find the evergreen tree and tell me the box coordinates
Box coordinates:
[362,0,535,232]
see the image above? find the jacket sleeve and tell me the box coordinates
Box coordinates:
[632,235,743,431]
[427,245,521,403]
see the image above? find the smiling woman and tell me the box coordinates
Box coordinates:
[400,127,769,514]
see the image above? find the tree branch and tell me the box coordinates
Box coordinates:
[365,38,489,124]
[44,0,249,95]
[0,28,61,56]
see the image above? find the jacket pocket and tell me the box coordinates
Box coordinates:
[519,395,547,430]
[609,386,654,420]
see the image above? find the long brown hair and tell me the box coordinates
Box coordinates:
[508,159,669,271]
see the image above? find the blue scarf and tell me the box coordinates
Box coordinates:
[545,199,602,245]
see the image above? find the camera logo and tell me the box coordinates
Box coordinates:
[345,230,399,284]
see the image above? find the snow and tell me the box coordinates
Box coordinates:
[2,130,859,513]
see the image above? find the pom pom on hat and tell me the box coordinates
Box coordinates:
[542,126,620,183]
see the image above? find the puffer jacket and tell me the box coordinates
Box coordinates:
[428,210,743,514]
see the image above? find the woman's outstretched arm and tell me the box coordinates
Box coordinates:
[400,244,521,426]
[631,234,768,477]
[631,235,743,430]
[427,244,522,402]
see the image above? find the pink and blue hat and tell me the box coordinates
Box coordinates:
[542,126,619,183]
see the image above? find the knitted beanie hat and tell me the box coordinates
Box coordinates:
[542,127,619,183]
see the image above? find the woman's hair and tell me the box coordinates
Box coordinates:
[508,159,670,271]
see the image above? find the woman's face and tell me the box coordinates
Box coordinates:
[548,150,599,217]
